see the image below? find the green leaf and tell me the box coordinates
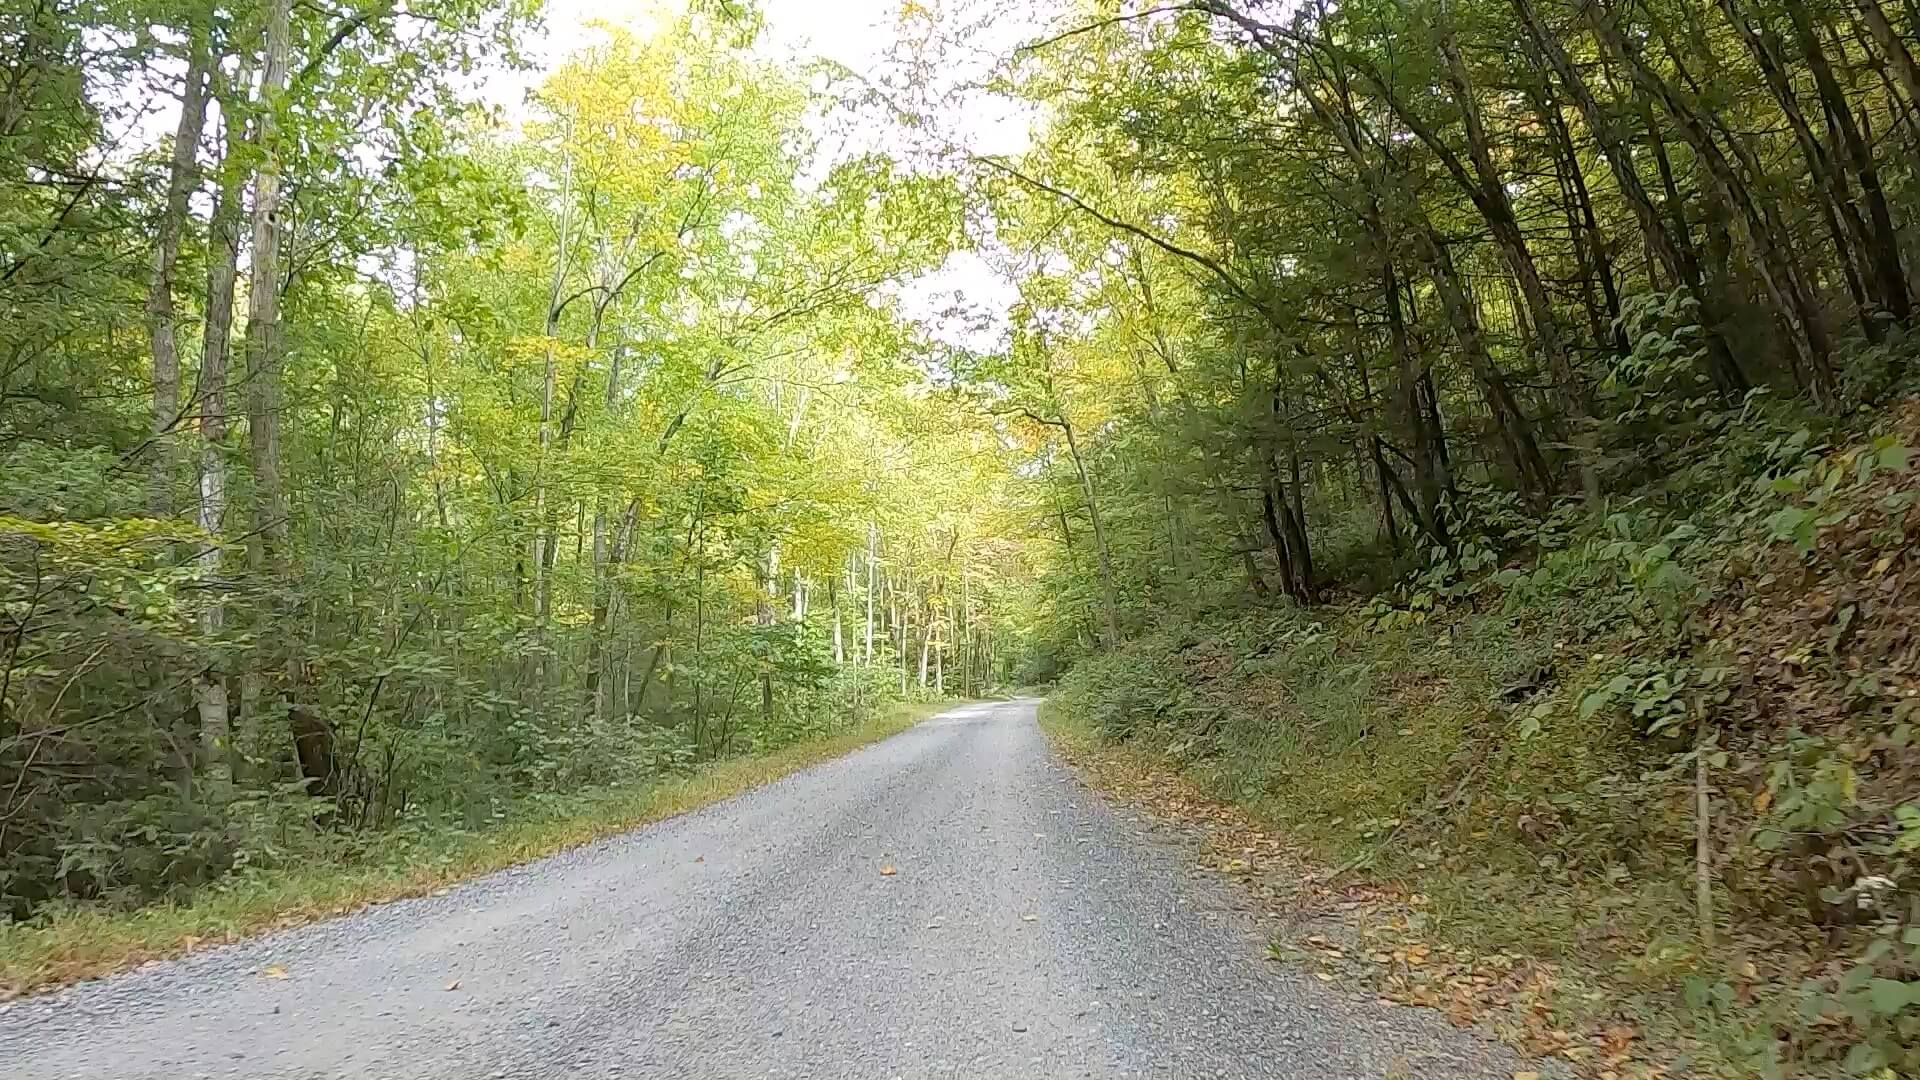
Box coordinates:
[1841,1040,1886,1075]
[1579,687,1613,720]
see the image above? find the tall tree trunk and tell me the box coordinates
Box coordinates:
[1720,0,1874,337]
[1514,0,1748,394]
[193,51,250,798]
[864,524,876,663]
[585,496,638,717]
[1426,17,1603,499]
[758,540,778,724]
[530,151,573,650]
[1383,256,1451,550]
[917,596,932,689]
[830,567,844,665]
[1416,231,1556,504]
[1790,3,1911,327]
[1528,71,1626,353]
[242,0,318,786]
[892,583,905,693]
[146,31,209,516]
[1582,0,1833,400]
[1265,363,1316,601]
[1854,0,1920,111]
[1059,416,1120,647]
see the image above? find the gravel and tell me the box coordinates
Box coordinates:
[0,699,1534,1079]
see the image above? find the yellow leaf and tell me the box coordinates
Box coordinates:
[261,964,289,980]
[1753,787,1773,814]
[445,979,461,991]
[879,865,897,876]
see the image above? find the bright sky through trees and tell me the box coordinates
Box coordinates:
[506,0,1043,349]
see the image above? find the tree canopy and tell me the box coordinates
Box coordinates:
[8,0,1920,1063]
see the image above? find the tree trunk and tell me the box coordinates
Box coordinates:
[1513,0,1748,395]
[917,615,931,689]
[1789,3,1911,328]
[830,567,844,665]
[758,541,778,722]
[864,524,876,663]
[530,152,573,647]
[192,52,251,797]
[1582,0,1833,401]
[1415,231,1555,504]
[242,0,323,787]
[585,496,638,716]
[1059,417,1120,647]
[1854,0,1920,112]
[1427,18,1602,499]
[1721,9,1868,335]
[1527,71,1626,353]
[1383,255,1450,550]
[146,31,209,516]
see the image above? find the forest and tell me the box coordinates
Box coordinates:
[6,0,1920,1073]
[0,0,1035,922]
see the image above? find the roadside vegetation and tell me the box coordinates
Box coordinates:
[0,700,952,998]
[989,2,1920,1077]
[1,0,1031,980]
[1045,402,1919,1076]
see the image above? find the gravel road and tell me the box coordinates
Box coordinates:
[1,699,1530,1079]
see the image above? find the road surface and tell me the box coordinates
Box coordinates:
[1,699,1527,1079]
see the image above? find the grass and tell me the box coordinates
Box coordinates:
[0,699,957,999]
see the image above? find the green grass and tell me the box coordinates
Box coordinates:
[0,700,956,999]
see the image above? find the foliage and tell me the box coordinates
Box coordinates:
[948,0,1920,1066]
[0,2,1034,926]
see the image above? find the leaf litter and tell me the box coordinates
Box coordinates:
[1051,733,1670,1080]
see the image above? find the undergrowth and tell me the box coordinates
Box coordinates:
[1049,401,1920,1078]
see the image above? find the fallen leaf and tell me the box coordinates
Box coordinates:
[879,865,897,876]
[1513,1073,1542,1080]
[693,855,704,864]
[1021,914,1038,922]
[445,979,461,991]
[261,964,289,980]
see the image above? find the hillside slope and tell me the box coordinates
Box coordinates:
[1048,403,1920,1078]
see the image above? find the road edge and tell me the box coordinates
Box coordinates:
[1,699,972,1000]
